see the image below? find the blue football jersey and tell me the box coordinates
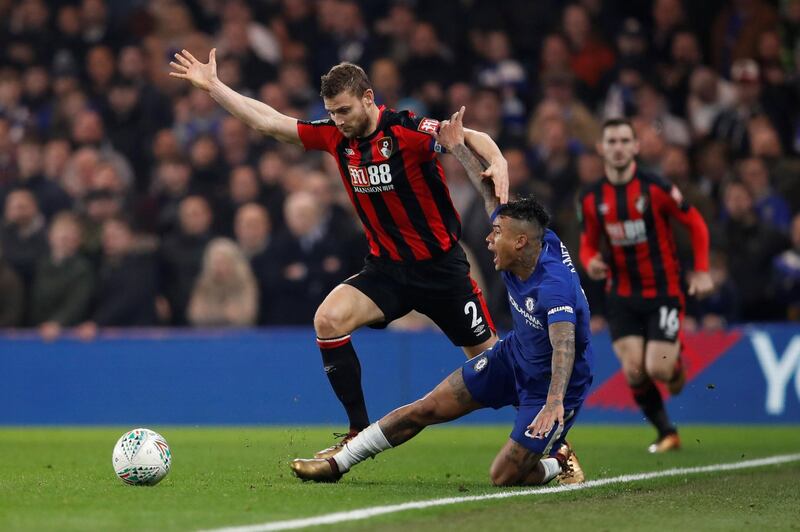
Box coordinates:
[501,229,594,406]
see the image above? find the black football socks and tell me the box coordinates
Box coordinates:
[318,335,369,432]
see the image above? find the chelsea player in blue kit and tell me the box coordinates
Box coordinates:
[291,107,593,486]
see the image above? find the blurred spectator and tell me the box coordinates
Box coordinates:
[690,250,741,329]
[738,157,792,231]
[216,164,262,236]
[69,108,134,186]
[187,237,258,327]
[661,145,716,223]
[313,0,372,80]
[218,116,257,169]
[187,134,226,196]
[466,87,519,147]
[533,71,600,148]
[772,213,800,320]
[102,77,158,190]
[2,137,71,220]
[84,44,116,106]
[714,181,789,321]
[402,21,453,111]
[686,66,737,139]
[634,83,691,147]
[530,116,580,210]
[711,0,778,73]
[602,55,648,120]
[373,2,417,63]
[262,190,360,325]
[0,253,24,327]
[0,118,15,185]
[42,138,73,186]
[0,188,47,291]
[158,195,214,325]
[650,0,686,65]
[255,150,287,229]
[148,157,193,236]
[75,216,157,340]
[659,29,704,116]
[30,212,93,339]
[696,140,733,204]
[711,59,765,156]
[234,202,278,325]
[369,57,424,116]
[562,3,615,102]
[474,30,528,135]
[235,203,271,260]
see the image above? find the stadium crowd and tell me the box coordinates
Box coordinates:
[0,0,799,339]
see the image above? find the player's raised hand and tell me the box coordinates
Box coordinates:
[169,48,218,92]
[586,254,609,281]
[434,106,466,152]
[687,270,714,298]
[526,401,564,440]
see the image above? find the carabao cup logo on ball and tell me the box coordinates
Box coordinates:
[112,428,172,486]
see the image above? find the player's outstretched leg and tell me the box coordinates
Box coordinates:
[291,368,483,482]
[313,284,385,458]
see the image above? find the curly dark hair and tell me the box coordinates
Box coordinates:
[320,62,371,99]
[496,196,551,236]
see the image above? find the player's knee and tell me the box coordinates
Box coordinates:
[622,364,645,384]
[313,305,350,337]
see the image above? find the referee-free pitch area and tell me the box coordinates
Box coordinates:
[1,425,798,531]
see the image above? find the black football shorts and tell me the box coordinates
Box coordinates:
[344,244,495,347]
[606,295,682,343]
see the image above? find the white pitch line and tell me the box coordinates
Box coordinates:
[201,452,800,532]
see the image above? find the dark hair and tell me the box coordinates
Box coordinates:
[320,62,371,99]
[496,196,550,236]
[601,117,636,137]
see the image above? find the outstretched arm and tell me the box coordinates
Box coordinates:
[169,49,301,145]
[435,107,504,215]
[464,127,509,205]
[527,321,575,439]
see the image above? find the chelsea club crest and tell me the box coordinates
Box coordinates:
[525,297,535,312]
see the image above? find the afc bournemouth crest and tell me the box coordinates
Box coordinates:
[377,137,393,159]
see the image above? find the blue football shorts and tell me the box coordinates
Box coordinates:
[461,339,582,455]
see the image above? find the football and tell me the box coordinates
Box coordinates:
[112,428,172,486]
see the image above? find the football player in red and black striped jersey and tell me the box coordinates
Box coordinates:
[578,118,714,453]
[170,51,508,456]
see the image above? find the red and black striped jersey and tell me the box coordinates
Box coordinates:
[297,106,460,262]
[578,168,710,299]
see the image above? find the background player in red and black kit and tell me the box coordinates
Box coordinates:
[579,118,714,453]
[169,51,508,457]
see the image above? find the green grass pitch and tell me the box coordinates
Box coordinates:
[1,425,798,531]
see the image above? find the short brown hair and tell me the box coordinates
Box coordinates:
[601,117,636,138]
[320,62,371,99]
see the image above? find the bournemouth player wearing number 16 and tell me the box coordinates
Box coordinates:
[169,52,507,456]
[579,119,714,452]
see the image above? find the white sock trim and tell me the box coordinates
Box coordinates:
[540,457,561,484]
[333,422,392,472]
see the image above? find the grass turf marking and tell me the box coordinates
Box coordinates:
[201,452,800,532]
